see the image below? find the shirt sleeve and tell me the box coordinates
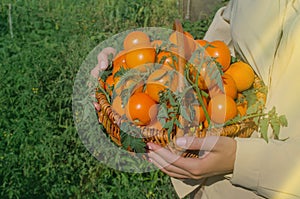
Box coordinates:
[232,138,300,199]
[203,1,235,55]
[231,2,300,198]
[203,7,230,42]
[174,1,300,199]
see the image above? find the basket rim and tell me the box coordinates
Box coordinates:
[94,20,267,156]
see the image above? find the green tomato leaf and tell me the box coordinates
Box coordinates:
[246,104,258,115]
[180,105,192,122]
[242,88,257,107]
[168,92,177,107]
[268,106,276,116]
[270,117,280,139]
[157,104,169,119]
[279,115,288,127]
[259,117,269,142]
[174,118,183,129]
[163,120,173,130]
[121,130,146,153]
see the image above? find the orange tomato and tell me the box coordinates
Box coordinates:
[225,61,255,92]
[98,77,105,89]
[123,31,151,50]
[112,50,128,85]
[209,74,238,99]
[195,39,209,47]
[125,46,156,69]
[180,89,208,125]
[208,94,237,124]
[126,92,158,126]
[192,98,207,124]
[236,93,248,116]
[236,101,248,116]
[151,40,163,50]
[111,95,125,117]
[156,50,186,71]
[189,62,219,90]
[145,66,180,102]
[105,75,114,95]
[113,78,144,98]
[169,31,195,59]
[177,101,207,136]
[112,50,128,75]
[205,40,231,71]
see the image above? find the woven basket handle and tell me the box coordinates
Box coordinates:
[173,19,184,34]
[172,19,186,90]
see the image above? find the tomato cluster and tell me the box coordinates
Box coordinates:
[100,30,256,129]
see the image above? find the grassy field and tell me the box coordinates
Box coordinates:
[0,0,226,198]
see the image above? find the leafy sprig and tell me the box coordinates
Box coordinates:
[120,124,146,153]
[157,89,181,140]
[259,107,288,142]
[224,78,288,142]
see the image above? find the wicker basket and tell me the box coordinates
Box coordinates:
[95,20,266,158]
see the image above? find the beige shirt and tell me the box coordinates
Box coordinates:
[172,0,300,198]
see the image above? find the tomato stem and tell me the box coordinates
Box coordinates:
[193,67,211,127]
[98,81,111,104]
[196,85,210,127]
[224,111,266,126]
[185,64,211,128]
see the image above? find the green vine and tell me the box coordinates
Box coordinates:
[96,36,288,152]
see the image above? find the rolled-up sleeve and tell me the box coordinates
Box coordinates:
[204,2,234,52]
[231,2,300,198]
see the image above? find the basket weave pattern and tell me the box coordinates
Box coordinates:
[95,75,265,157]
[95,20,266,157]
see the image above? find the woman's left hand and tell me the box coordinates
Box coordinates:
[147,136,237,179]
[91,47,116,78]
[90,47,116,111]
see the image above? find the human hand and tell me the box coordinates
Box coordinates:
[90,47,116,78]
[90,47,116,111]
[147,136,237,179]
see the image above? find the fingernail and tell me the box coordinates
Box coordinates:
[93,102,100,111]
[100,61,107,70]
[146,143,152,150]
[176,137,187,147]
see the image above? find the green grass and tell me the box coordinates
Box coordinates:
[0,0,225,198]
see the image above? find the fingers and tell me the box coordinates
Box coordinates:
[147,142,207,179]
[91,47,116,78]
[149,157,190,179]
[91,66,101,78]
[147,143,195,178]
[90,48,117,124]
[175,136,220,151]
[97,47,116,70]
[147,142,181,165]
[93,102,100,111]
[146,137,236,179]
